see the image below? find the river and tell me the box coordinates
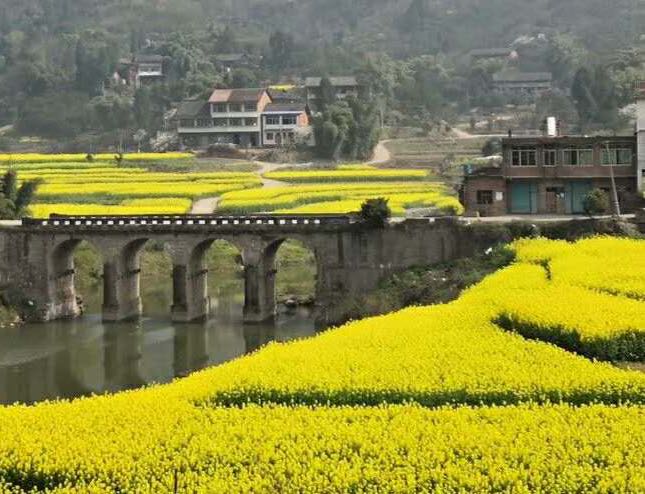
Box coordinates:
[0,292,315,405]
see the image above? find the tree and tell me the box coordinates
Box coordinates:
[583,189,609,217]
[134,87,153,129]
[75,30,118,96]
[227,68,258,88]
[318,77,336,110]
[571,66,620,130]
[267,30,294,70]
[0,170,40,219]
[359,198,391,228]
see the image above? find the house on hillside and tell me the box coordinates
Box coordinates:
[305,76,360,111]
[214,53,255,72]
[462,134,640,216]
[133,54,165,87]
[176,88,313,148]
[492,71,552,98]
[469,48,518,63]
[262,102,312,147]
[117,54,166,88]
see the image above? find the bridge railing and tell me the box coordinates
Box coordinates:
[21,213,359,228]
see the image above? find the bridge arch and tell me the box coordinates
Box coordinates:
[48,238,103,319]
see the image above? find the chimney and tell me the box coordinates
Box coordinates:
[546,116,558,137]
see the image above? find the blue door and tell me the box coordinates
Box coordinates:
[566,181,592,214]
[510,182,538,214]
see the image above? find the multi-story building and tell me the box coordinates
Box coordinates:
[176,88,312,148]
[262,102,312,147]
[492,71,552,98]
[132,54,164,87]
[463,135,640,216]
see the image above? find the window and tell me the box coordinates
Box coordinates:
[476,190,494,205]
[245,118,257,127]
[212,103,227,113]
[213,118,228,127]
[196,118,211,128]
[563,148,593,166]
[229,103,243,112]
[602,147,633,166]
[266,132,274,141]
[245,103,257,112]
[229,118,242,126]
[282,115,297,126]
[543,148,557,167]
[511,147,537,167]
[266,116,280,125]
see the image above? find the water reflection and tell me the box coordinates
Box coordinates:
[0,300,314,405]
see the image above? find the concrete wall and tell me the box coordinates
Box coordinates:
[0,219,468,326]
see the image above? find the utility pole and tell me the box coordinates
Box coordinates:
[604,141,621,218]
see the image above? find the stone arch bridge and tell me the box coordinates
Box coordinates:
[0,214,470,325]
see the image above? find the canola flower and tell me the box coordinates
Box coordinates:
[218,182,454,213]
[275,193,464,215]
[264,168,429,182]
[29,198,193,218]
[36,181,259,201]
[0,152,193,164]
[0,237,642,492]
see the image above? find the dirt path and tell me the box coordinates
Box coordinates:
[190,196,221,214]
[368,140,392,164]
[189,160,311,214]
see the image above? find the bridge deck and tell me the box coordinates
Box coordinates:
[21,214,359,230]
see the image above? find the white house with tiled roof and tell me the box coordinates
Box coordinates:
[176,87,313,148]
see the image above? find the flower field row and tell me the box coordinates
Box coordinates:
[218,182,459,215]
[0,152,193,164]
[0,237,643,492]
[264,168,429,182]
[21,170,258,185]
[480,237,645,360]
[0,403,642,493]
[36,181,258,201]
[29,198,194,218]
[275,192,464,215]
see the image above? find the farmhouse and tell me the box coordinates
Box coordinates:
[176,88,312,148]
[462,135,640,216]
[305,76,360,111]
[262,102,312,147]
[492,71,552,98]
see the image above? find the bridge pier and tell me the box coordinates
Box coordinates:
[171,264,210,322]
[102,240,145,322]
[243,246,277,324]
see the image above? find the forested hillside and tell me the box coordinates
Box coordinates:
[0,0,643,147]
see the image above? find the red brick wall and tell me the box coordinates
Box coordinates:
[463,176,507,216]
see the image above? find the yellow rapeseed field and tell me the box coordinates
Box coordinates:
[219,182,460,215]
[0,152,193,163]
[0,237,643,492]
[29,198,194,217]
[264,168,429,182]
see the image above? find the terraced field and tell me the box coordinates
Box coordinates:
[1,154,260,217]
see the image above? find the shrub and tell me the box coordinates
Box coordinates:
[359,197,391,227]
[583,188,610,217]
